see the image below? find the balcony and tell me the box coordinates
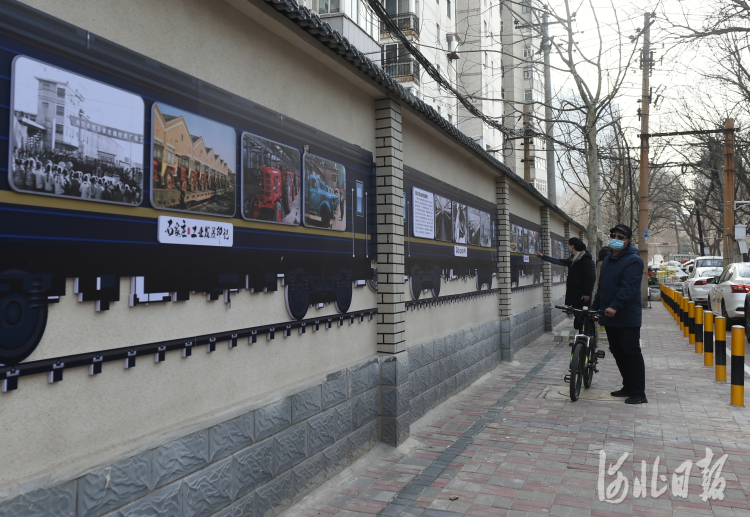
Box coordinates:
[380,12,420,38]
[383,58,420,83]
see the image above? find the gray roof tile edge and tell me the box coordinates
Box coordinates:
[263,0,587,231]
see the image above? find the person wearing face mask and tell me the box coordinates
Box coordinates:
[591,224,647,404]
[535,237,594,330]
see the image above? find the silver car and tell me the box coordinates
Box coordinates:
[683,257,724,305]
[709,263,750,321]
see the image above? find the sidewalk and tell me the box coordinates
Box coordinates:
[287,304,750,517]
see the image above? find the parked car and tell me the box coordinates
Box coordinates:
[708,263,750,322]
[682,256,724,305]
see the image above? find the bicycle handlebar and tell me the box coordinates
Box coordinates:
[555,305,606,318]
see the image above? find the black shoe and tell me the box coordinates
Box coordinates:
[624,396,648,404]
[610,389,630,397]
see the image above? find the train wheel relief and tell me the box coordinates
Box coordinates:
[0,271,49,365]
[285,282,309,321]
[334,275,353,314]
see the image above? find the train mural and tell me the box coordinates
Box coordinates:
[0,38,375,365]
[403,166,498,300]
[509,214,567,291]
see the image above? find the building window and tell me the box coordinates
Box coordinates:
[524,89,533,101]
[55,123,63,135]
[484,20,488,37]
[56,87,65,98]
[524,45,533,58]
[447,0,451,17]
[522,0,531,13]
[484,52,489,68]
[500,20,503,33]
[56,105,64,116]
[448,113,453,124]
[501,87,505,98]
[42,102,48,108]
[524,67,532,79]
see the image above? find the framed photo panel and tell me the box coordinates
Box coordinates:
[241,132,301,225]
[302,154,346,231]
[452,202,467,244]
[434,195,452,242]
[151,103,236,217]
[9,56,145,206]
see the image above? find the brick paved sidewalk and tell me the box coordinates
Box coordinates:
[291,304,750,517]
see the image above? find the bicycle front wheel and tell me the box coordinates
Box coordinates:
[570,340,585,401]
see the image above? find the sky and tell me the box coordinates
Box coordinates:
[157,103,237,173]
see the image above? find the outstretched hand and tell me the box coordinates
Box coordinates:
[534,251,543,258]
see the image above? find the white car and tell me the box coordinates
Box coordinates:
[708,263,750,321]
[682,257,724,305]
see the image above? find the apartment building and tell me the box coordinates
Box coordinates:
[455,0,504,154]
[501,0,547,194]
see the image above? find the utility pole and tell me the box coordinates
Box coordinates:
[542,12,556,204]
[723,118,735,267]
[523,106,531,182]
[638,12,652,307]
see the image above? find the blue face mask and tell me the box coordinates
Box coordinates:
[609,238,625,250]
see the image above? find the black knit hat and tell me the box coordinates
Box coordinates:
[568,237,586,252]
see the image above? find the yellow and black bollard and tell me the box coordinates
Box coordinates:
[695,306,704,353]
[731,325,745,407]
[670,288,676,319]
[704,311,714,366]
[687,301,696,342]
[715,316,727,382]
[677,293,684,331]
[682,296,689,334]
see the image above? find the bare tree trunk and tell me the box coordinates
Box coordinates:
[586,111,601,253]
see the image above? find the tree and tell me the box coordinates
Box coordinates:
[502,0,648,251]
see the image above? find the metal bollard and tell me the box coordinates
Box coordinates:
[687,301,695,342]
[695,306,703,353]
[731,325,745,407]
[715,316,727,382]
[704,311,714,366]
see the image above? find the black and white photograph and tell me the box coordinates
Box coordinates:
[241,132,300,225]
[467,207,481,246]
[479,211,491,248]
[303,154,346,230]
[434,195,452,242]
[452,202,467,244]
[152,103,236,217]
[528,230,537,255]
[9,56,144,206]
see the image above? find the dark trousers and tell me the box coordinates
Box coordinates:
[605,326,646,397]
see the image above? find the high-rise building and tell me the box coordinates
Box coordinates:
[455,0,504,153]
[501,0,547,194]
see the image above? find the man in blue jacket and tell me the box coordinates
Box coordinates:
[592,224,647,404]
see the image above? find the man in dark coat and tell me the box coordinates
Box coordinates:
[592,224,647,404]
[535,237,594,330]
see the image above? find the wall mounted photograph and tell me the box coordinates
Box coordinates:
[303,154,346,230]
[434,195,452,242]
[452,202,467,244]
[9,56,145,206]
[151,103,236,217]
[479,211,491,247]
[241,132,300,225]
[467,207,481,246]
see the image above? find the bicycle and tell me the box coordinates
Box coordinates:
[555,305,607,401]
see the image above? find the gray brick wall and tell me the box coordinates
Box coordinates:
[510,305,545,352]
[1,321,505,517]
[0,359,382,517]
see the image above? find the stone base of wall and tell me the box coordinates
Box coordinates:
[0,322,504,517]
[551,296,566,327]
[382,320,502,445]
[511,305,545,352]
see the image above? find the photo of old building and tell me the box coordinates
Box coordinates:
[9,56,144,205]
[152,103,236,216]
